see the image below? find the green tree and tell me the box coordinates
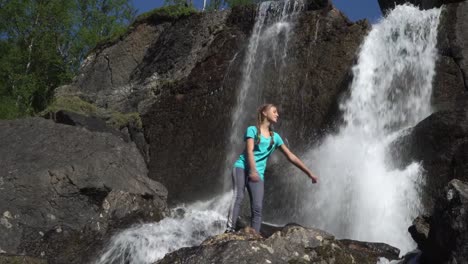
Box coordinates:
[164,0,193,7]
[224,0,254,8]
[0,0,136,119]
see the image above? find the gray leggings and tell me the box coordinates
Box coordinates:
[226,167,264,232]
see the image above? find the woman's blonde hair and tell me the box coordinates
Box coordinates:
[255,104,275,146]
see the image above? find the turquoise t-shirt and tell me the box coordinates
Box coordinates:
[234,126,284,181]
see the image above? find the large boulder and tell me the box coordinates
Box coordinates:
[437,1,468,92]
[155,225,400,264]
[422,179,468,263]
[55,18,173,113]
[407,179,468,264]
[390,108,468,210]
[0,118,168,264]
[431,55,466,111]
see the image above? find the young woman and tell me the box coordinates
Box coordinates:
[226,103,319,233]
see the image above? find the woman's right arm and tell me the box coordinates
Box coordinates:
[246,138,260,182]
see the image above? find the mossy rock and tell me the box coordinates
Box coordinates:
[93,5,198,52]
[41,96,98,117]
[106,112,142,130]
[41,95,142,130]
[136,5,197,23]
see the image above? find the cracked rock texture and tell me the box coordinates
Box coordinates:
[389,107,468,211]
[420,179,468,263]
[56,1,468,205]
[54,4,369,203]
[406,180,468,264]
[0,117,168,264]
[142,6,370,203]
[437,1,468,92]
[155,225,400,264]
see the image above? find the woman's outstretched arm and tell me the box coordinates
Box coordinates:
[279,144,318,183]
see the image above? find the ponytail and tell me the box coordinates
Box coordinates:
[255,104,275,147]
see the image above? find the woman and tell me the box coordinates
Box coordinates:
[226,103,319,233]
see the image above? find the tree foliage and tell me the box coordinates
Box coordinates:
[224,0,255,8]
[0,0,136,119]
[164,0,255,11]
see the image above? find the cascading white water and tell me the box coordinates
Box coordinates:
[95,194,231,264]
[224,0,304,186]
[299,5,441,253]
[95,1,304,263]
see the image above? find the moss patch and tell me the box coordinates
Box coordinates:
[93,5,197,52]
[106,112,142,130]
[41,96,98,116]
[41,95,142,130]
[136,5,197,23]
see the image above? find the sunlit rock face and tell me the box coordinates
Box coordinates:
[0,118,167,264]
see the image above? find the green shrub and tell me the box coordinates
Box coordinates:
[93,5,197,52]
[0,96,23,120]
[137,5,197,22]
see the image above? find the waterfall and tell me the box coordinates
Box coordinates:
[298,4,441,253]
[95,194,231,264]
[94,1,304,263]
[94,2,442,263]
[224,0,304,188]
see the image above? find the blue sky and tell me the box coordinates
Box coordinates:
[133,0,382,23]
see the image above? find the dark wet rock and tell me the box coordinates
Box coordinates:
[390,108,468,210]
[338,239,400,261]
[305,0,331,10]
[430,0,468,111]
[155,225,400,264]
[438,1,468,91]
[0,118,167,264]
[409,179,468,264]
[45,110,120,136]
[408,215,431,249]
[432,56,467,111]
[397,250,423,264]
